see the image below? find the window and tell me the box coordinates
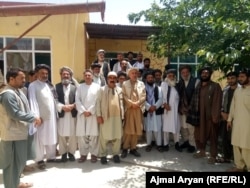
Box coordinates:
[0,37,51,81]
[170,55,200,80]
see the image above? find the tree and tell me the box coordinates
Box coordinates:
[128,0,250,74]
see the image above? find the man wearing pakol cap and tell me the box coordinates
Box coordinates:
[187,66,222,164]
[161,69,182,152]
[94,49,111,81]
[75,69,100,163]
[96,71,124,164]
[121,67,146,158]
[227,69,250,172]
[55,66,78,162]
[91,62,106,86]
[28,64,58,170]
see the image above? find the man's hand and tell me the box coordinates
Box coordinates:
[227,121,232,131]
[62,104,75,112]
[163,103,171,111]
[83,111,91,117]
[221,112,228,121]
[148,105,156,113]
[97,116,104,124]
[34,117,42,127]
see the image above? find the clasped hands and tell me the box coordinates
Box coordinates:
[62,104,75,112]
[163,103,171,111]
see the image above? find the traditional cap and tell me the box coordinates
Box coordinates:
[90,62,101,69]
[59,66,73,76]
[166,69,177,75]
[35,64,50,72]
[127,67,139,75]
[107,71,117,77]
[96,49,105,55]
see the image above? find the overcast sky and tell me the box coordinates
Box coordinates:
[0,0,160,25]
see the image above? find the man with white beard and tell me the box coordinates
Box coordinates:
[91,62,106,86]
[161,69,182,152]
[55,66,77,162]
[176,65,199,153]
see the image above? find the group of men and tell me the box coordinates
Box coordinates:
[0,49,250,188]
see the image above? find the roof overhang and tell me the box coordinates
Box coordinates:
[0,1,105,21]
[84,23,161,40]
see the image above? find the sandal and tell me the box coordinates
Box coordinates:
[207,157,216,164]
[145,145,152,152]
[193,152,206,159]
[78,155,87,163]
[23,165,35,172]
[91,155,97,163]
[37,161,46,170]
[18,182,33,188]
[156,146,164,153]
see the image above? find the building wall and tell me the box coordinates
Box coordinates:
[0,13,89,84]
[87,38,166,71]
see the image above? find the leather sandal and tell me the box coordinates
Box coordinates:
[78,155,87,163]
[91,155,97,163]
[145,145,152,152]
[207,157,216,164]
[193,152,206,158]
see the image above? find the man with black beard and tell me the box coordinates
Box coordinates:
[218,72,239,163]
[188,67,222,164]
[227,69,250,172]
[144,71,163,152]
[91,62,106,86]
[55,66,78,162]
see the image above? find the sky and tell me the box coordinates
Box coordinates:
[0,0,161,25]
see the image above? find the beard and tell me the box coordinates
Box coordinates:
[146,81,154,86]
[165,78,176,87]
[200,76,211,82]
[61,78,71,85]
[238,79,249,86]
[94,73,100,77]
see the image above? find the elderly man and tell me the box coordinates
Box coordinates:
[176,65,199,153]
[75,69,100,163]
[188,67,222,164]
[55,66,77,162]
[94,49,110,81]
[96,71,124,164]
[91,62,106,86]
[0,68,41,188]
[161,69,182,152]
[28,64,58,170]
[121,67,146,158]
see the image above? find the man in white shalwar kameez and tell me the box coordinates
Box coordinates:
[144,72,163,152]
[75,69,100,163]
[55,66,77,162]
[28,64,58,170]
[227,69,250,172]
[161,69,182,152]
